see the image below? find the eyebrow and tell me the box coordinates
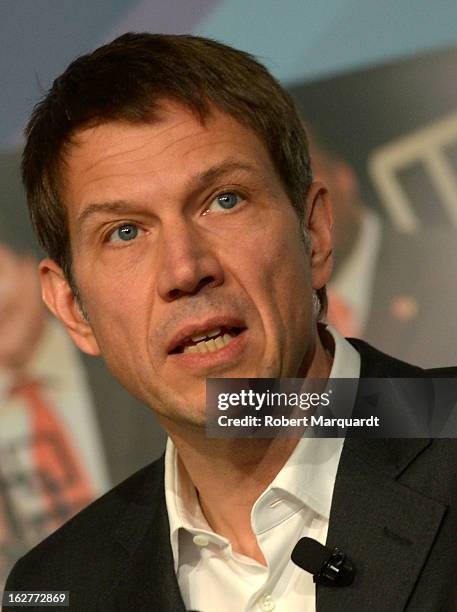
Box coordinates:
[76,200,139,230]
[76,159,260,230]
[194,159,258,186]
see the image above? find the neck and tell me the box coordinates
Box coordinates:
[172,434,301,564]
[163,326,332,563]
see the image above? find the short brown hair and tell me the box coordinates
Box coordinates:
[22,32,326,312]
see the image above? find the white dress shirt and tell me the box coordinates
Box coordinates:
[165,326,360,611]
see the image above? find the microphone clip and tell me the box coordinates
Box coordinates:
[291,537,356,587]
[314,547,355,587]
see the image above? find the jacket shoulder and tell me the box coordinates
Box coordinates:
[4,456,165,597]
[348,338,457,378]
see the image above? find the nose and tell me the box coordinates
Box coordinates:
[156,219,224,302]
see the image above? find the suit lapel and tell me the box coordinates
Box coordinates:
[97,457,186,612]
[317,439,446,611]
[317,341,447,611]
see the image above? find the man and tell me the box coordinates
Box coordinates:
[4,33,457,611]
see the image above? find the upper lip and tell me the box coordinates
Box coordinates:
[167,315,246,354]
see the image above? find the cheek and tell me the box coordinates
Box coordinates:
[228,217,312,344]
[85,286,156,402]
[79,259,153,356]
[237,219,310,301]
[267,246,312,336]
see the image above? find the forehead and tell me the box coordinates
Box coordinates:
[61,103,279,216]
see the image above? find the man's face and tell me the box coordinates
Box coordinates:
[43,102,332,429]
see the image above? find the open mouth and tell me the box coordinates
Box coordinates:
[169,326,245,355]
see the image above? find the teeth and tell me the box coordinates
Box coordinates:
[214,336,225,350]
[207,328,221,338]
[191,327,221,342]
[205,339,217,352]
[191,332,208,342]
[182,331,237,354]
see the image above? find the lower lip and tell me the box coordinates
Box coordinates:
[168,330,248,371]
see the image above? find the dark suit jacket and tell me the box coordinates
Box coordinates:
[4,340,457,611]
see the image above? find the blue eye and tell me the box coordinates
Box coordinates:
[108,224,141,243]
[207,192,243,212]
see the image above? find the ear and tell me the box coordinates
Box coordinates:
[305,181,333,290]
[39,258,101,356]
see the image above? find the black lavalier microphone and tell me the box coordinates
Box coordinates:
[291,537,356,587]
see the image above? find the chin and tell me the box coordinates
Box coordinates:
[157,394,207,426]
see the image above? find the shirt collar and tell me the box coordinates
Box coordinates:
[165,326,361,566]
[323,323,360,379]
[165,441,226,571]
[251,325,360,530]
